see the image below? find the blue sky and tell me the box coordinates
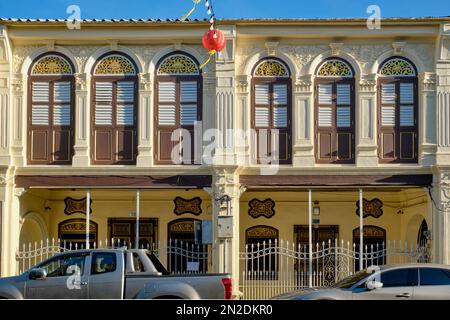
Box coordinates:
[0,0,448,19]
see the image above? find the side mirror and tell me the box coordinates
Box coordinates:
[29,268,47,280]
[366,279,383,290]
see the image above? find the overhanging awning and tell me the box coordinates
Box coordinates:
[15,175,212,189]
[239,174,433,187]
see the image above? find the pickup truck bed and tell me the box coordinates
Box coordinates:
[0,248,232,300]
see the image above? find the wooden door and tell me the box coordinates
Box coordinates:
[108,218,158,249]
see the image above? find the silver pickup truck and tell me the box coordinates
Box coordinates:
[0,248,232,299]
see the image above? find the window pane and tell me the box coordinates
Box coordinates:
[158,105,176,126]
[381,83,396,104]
[95,82,113,103]
[95,105,112,125]
[273,84,287,105]
[337,107,351,127]
[117,82,134,103]
[318,84,332,105]
[32,82,49,102]
[380,269,411,287]
[39,254,85,277]
[400,83,414,104]
[116,104,134,126]
[400,105,414,126]
[381,106,395,126]
[91,253,117,275]
[180,81,197,103]
[318,107,332,127]
[54,82,71,103]
[53,105,71,126]
[255,84,269,105]
[255,107,269,127]
[32,105,49,125]
[180,104,197,126]
[336,84,351,105]
[419,268,450,286]
[273,106,287,128]
[158,82,176,102]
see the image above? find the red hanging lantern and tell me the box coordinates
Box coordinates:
[200,29,226,69]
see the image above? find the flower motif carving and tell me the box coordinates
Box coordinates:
[157,54,199,75]
[380,58,415,76]
[254,59,289,77]
[95,55,136,75]
[318,59,353,77]
[31,55,73,75]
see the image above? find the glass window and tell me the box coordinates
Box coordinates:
[91,253,117,275]
[380,268,414,287]
[132,253,145,272]
[419,268,450,286]
[36,254,86,278]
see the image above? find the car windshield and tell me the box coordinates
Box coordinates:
[333,269,370,289]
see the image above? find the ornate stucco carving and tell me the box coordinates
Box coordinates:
[359,74,377,93]
[279,45,328,70]
[406,43,435,71]
[67,46,101,72]
[13,45,41,73]
[235,44,263,74]
[420,72,437,91]
[294,75,313,93]
[138,73,152,91]
[344,44,391,72]
[74,73,87,91]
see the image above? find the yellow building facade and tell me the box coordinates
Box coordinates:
[0,17,450,297]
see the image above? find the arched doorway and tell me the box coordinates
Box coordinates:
[167,218,206,273]
[58,219,98,250]
[20,212,49,248]
[353,226,386,270]
[417,219,429,247]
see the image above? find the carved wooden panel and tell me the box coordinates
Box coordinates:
[64,197,92,215]
[248,198,275,219]
[173,197,202,216]
[356,198,383,218]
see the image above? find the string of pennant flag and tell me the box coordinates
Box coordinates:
[181,0,225,69]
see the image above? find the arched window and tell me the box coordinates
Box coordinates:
[91,53,138,165]
[28,53,75,164]
[155,53,202,165]
[315,58,355,164]
[252,58,292,164]
[378,57,418,163]
[245,226,279,277]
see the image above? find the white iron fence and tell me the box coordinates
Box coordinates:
[16,238,210,275]
[239,239,431,300]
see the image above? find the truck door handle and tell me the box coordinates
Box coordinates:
[395,293,411,298]
[73,281,88,286]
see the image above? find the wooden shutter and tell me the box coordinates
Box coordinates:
[378,78,417,163]
[315,79,354,163]
[52,81,72,162]
[29,79,74,164]
[252,80,292,164]
[155,78,201,165]
[92,79,137,164]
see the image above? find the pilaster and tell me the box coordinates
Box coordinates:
[136,73,153,167]
[356,74,378,167]
[72,73,90,167]
[292,75,315,167]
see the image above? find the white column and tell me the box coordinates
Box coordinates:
[293,75,315,167]
[356,75,378,167]
[86,191,90,249]
[136,73,153,167]
[72,73,90,167]
[359,188,364,270]
[136,190,140,249]
[10,75,24,167]
[308,189,313,287]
